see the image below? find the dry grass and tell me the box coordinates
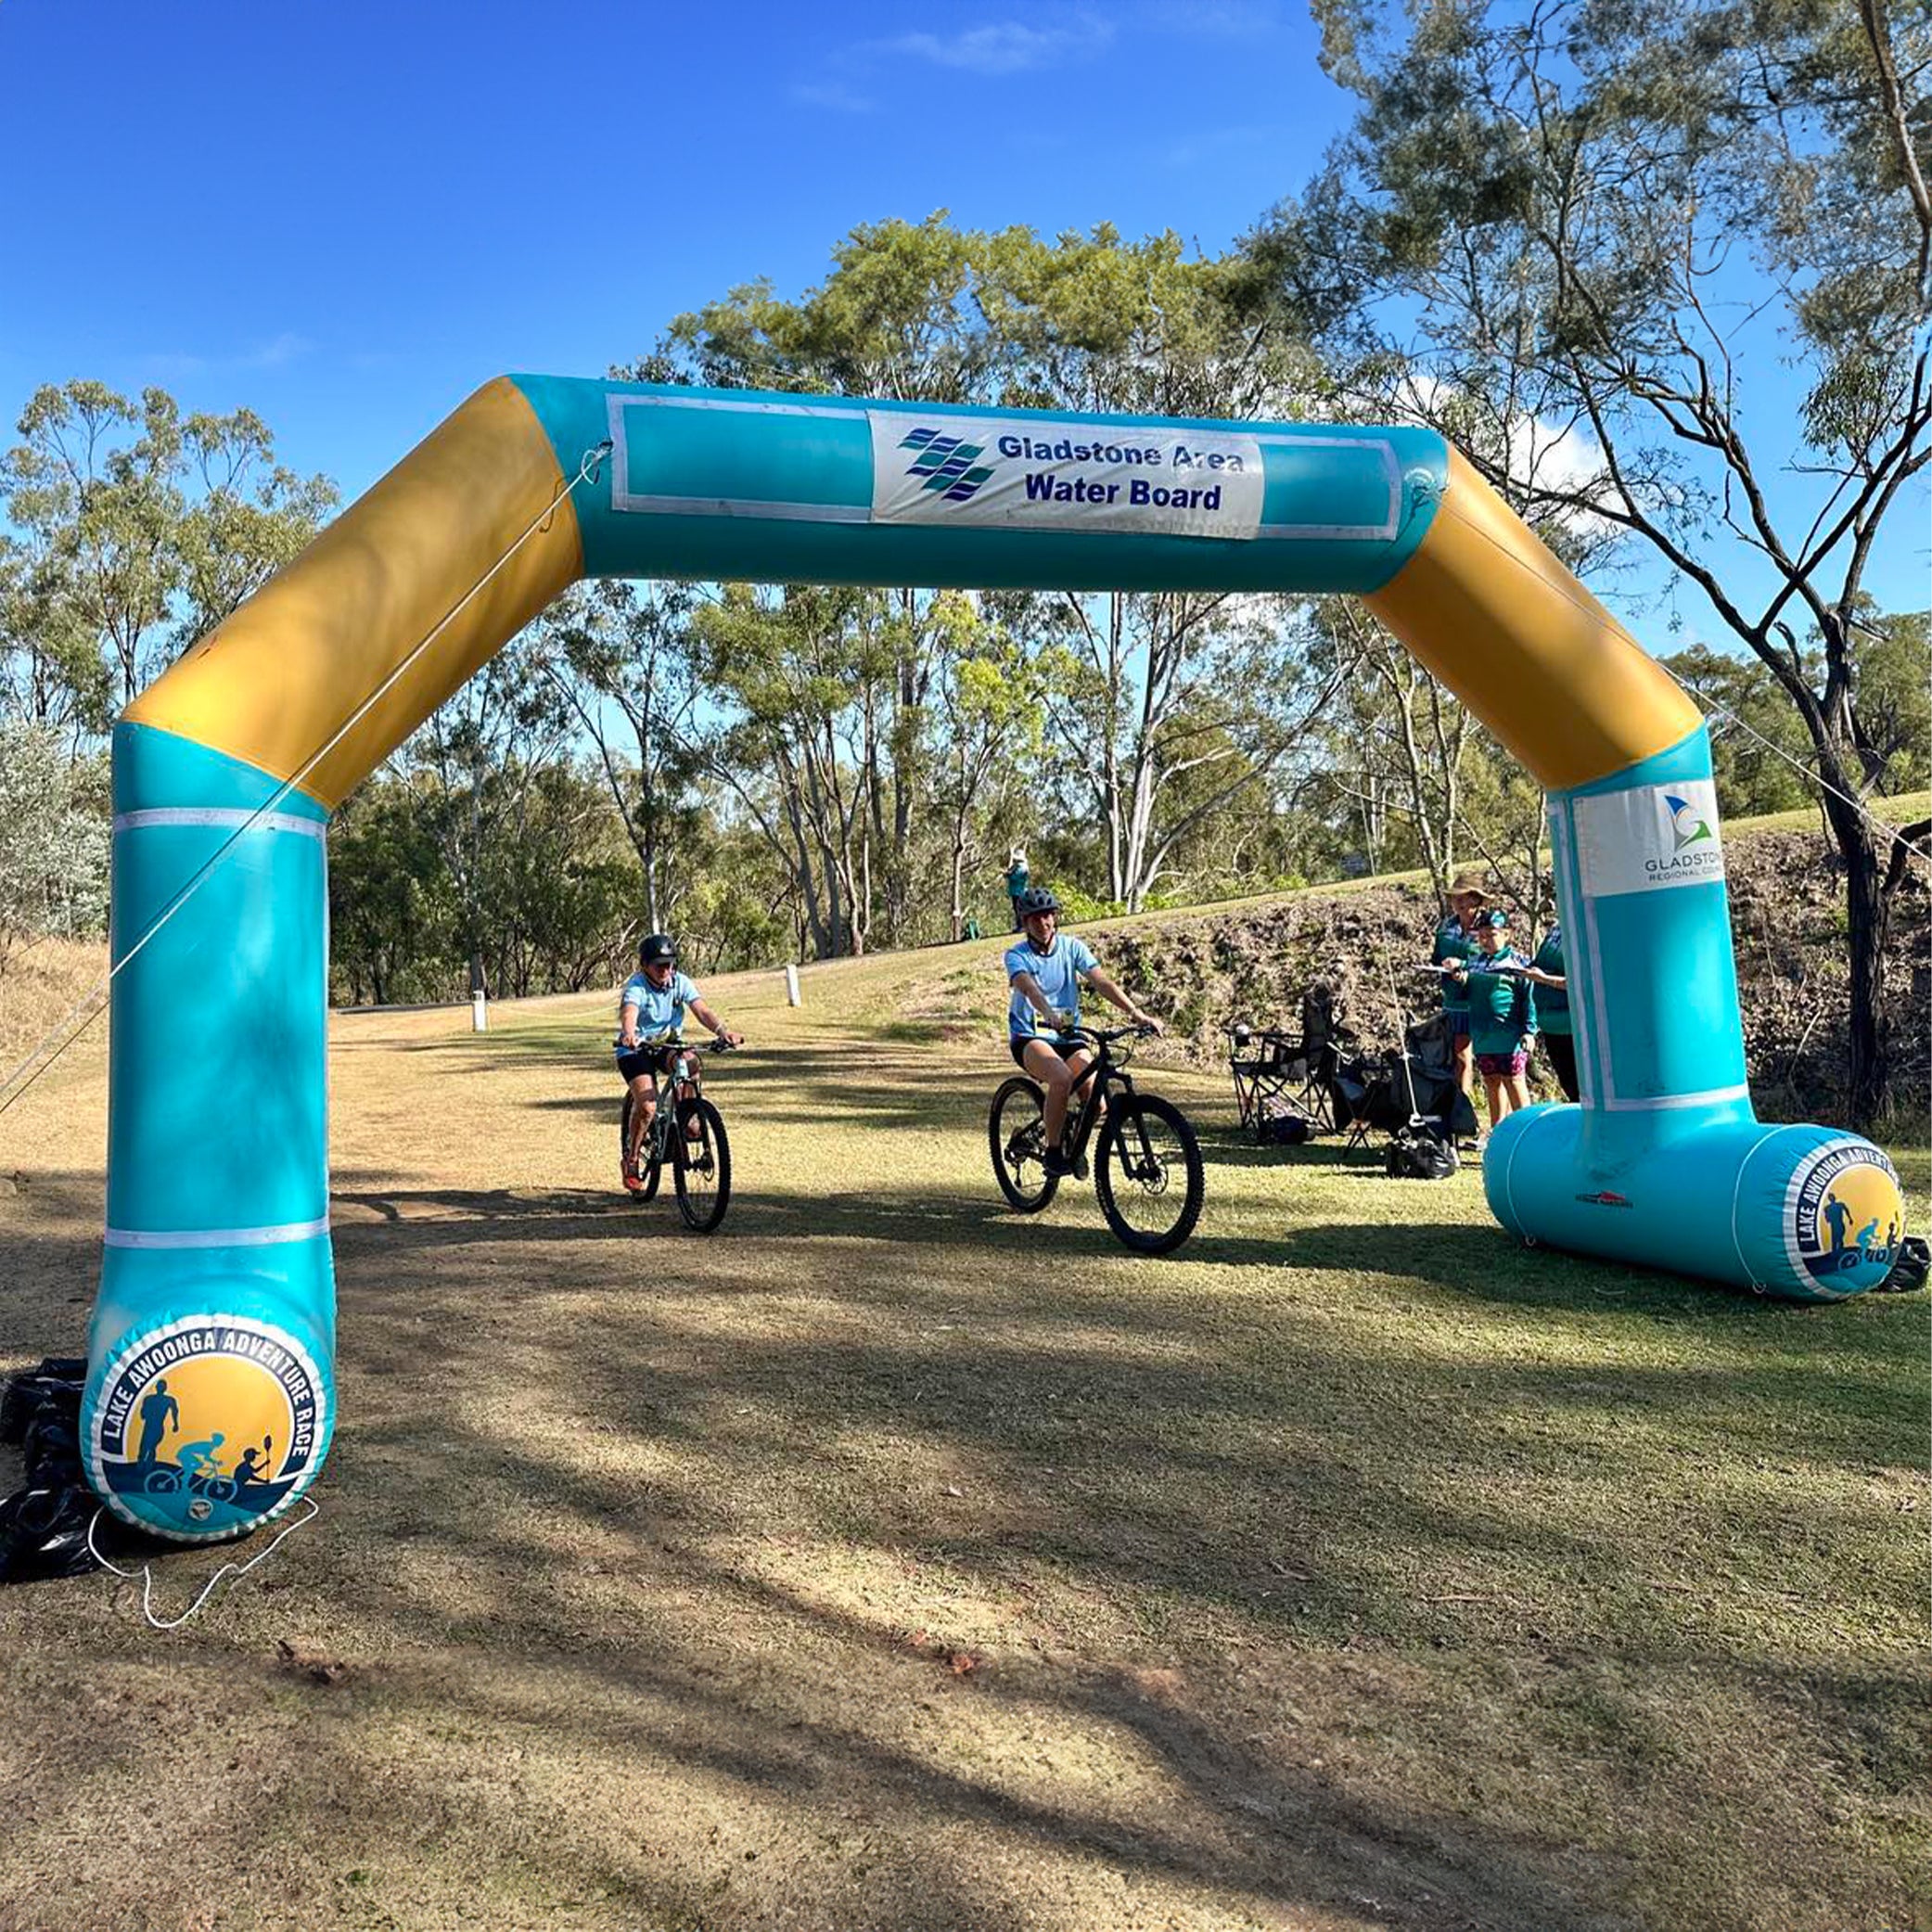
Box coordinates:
[0,929,1927,1932]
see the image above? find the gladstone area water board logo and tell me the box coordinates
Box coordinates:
[898,428,999,504]
[89,1315,327,1538]
[1786,1142,1905,1292]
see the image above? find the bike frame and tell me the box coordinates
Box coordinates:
[1046,1027,1144,1159]
[638,1041,707,1162]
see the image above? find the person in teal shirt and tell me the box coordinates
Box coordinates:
[1447,908,1536,1140]
[615,933,743,1193]
[1004,848,1030,931]
[1428,871,1489,1104]
[1520,921,1576,1101]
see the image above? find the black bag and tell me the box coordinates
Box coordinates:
[1256,1102,1311,1146]
[1877,1235,1930,1294]
[0,1358,105,1585]
[1385,1120,1459,1181]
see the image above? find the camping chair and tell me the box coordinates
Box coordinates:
[1227,1024,1309,1134]
[1228,987,1353,1137]
[1333,1048,1401,1153]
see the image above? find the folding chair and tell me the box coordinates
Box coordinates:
[1332,1055,1384,1153]
[1227,1024,1305,1132]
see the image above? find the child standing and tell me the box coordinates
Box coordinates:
[1450,909,1537,1140]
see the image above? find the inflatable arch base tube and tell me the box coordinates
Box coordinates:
[83,722,336,1542]
[1481,730,1904,1304]
[1487,1107,1907,1303]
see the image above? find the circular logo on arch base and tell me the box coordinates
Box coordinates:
[1785,1142,1905,1295]
[88,1316,327,1542]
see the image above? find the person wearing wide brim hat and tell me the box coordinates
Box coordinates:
[1428,871,1491,1109]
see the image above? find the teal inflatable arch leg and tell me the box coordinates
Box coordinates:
[83,722,337,1542]
[1484,726,1904,1303]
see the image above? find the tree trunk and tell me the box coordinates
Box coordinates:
[1822,787,1891,1130]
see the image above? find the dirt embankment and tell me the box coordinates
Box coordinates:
[1102,826,1929,1125]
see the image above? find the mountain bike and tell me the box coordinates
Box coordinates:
[619,1038,738,1233]
[988,1024,1204,1255]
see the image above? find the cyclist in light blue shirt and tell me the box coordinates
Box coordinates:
[1004,887,1162,1176]
[616,933,741,1192]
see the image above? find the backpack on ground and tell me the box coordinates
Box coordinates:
[1385,1119,1458,1181]
[1256,1098,1312,1146]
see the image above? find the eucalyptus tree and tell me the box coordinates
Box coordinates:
[1251,0,1932,1122]
[689,582,897,958]
[1,381,335,722]
[661,214,1011,944]
[979,225,1340,908]
[403,635,575,996]
[928,590,1045,939]
[172,407,339,643]
[539,579,707,932]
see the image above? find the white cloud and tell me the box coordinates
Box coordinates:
[792,80,876,113]
[866,17,1114,75]
[136,334,313,381]
[1159,123,1275,169]
[244,332,313,370]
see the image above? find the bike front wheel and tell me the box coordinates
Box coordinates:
[989,1076,1059,1212]
[673,1098,731,1233]
[1094,1094,1203,1255]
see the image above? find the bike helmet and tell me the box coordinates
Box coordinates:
[638,933,678,966]
[1016,887,1060,918]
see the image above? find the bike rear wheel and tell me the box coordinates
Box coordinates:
[619,1092,662,1201]
[989,1076,1059,1211]
[673,1098,731,1232]
[1094,1094,1203,1255]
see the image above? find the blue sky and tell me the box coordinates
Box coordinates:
[3,1,1335,500]
[4,0,1923,631]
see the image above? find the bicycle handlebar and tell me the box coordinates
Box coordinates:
[1059,1021,1158,1046]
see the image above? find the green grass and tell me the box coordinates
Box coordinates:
[1,850,1927,1932]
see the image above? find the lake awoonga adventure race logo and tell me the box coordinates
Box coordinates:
[870,412,1266,539]
[1786,1141,1905,1293]
[89,1315,327,1538]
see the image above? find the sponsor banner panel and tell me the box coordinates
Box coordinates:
[1575,779,1725,896]
[868,412,1265,539]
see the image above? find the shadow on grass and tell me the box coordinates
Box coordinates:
[4,1150,1926,1931]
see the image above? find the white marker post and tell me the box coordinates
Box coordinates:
[785,964,801,1007]
[471,990,488,1032]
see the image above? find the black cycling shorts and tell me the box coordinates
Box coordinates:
[1009,1036,1082,1070]
[616,1043,681,1083]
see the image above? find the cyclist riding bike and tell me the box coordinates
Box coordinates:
[1004,887,1162,1176]
[616,934,743,1194]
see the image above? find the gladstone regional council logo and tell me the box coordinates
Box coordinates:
[1786,1141,1904,1292]
[1667,793,1715,851]
[1634,782,1725,884]
[89,1315,327,1540]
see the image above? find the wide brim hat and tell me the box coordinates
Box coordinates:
[1446,872,1489,900]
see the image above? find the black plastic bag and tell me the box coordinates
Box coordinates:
[1877,1235,1930,1294]
[1385,1121,1459,1180]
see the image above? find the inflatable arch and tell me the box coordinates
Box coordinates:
[89,376,1905,1542]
